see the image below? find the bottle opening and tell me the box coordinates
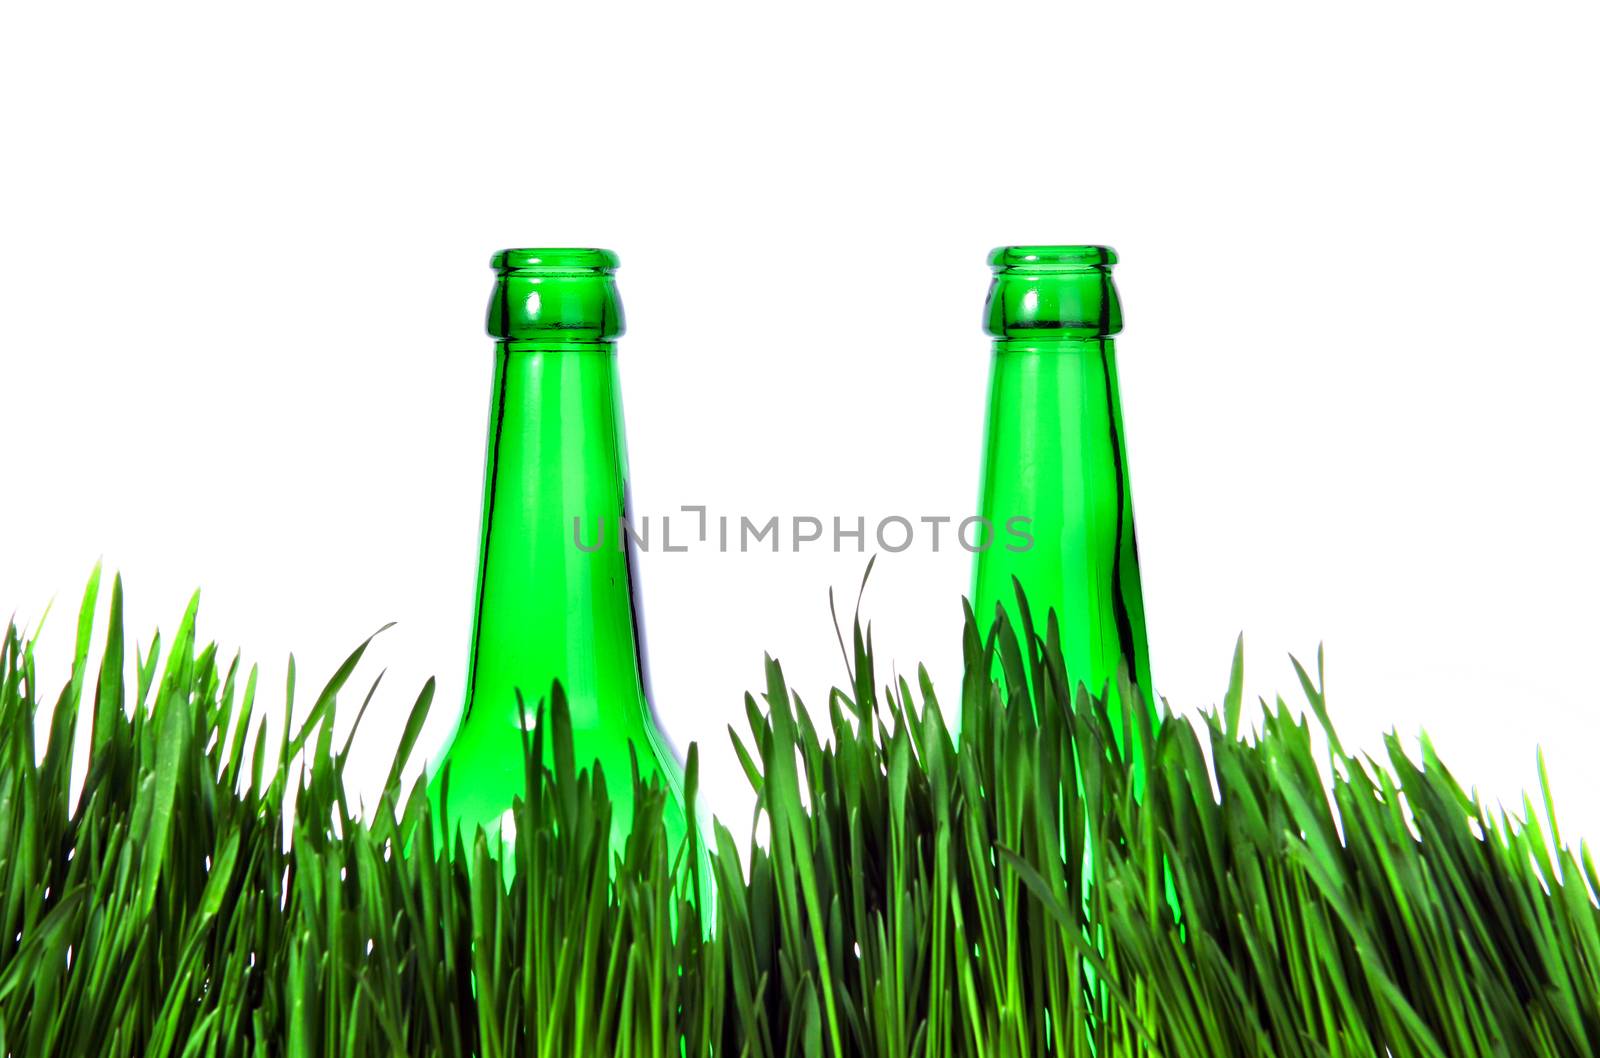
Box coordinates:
[492,248,620,275]
[984,245,1121,339]
[488,248,625,342]
[988,245,1116,272]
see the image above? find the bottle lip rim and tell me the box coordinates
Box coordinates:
[988,245,1117,270]
[492,248,620,273]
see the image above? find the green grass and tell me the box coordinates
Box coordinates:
[2,566,1597,1056]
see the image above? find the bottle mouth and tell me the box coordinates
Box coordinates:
[488,248,625,342]
[492,248,620,274]
[984,245,1121,339]
[988,245,1116,272]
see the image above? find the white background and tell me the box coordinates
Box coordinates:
[3,3,1597,843]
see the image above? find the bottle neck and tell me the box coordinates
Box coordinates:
[463,339,653,736]
[972,332,1152,715]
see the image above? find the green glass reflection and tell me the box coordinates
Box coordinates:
[426,248,700,883]
[970,245,1156,772]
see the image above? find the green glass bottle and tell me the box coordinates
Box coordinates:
[970,245,1156,768]
[426,248,697,876]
